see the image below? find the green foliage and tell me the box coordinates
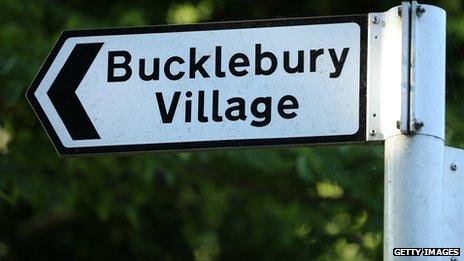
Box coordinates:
[0,0,460,260]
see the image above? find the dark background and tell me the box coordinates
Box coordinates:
[1,0,463,260]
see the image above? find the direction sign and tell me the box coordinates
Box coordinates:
[26,16,367,155]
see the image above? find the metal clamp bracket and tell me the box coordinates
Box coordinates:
[366,2,445,141]
[399,1,426,134]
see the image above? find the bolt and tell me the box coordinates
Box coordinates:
[413,121,424,131]
[416,5,426,17]
[451,163,457,172]
[372,16,380,24]
[398,7,402,17]
[369,129,377,136]
[396,121,401,129]
[450,257,458,261]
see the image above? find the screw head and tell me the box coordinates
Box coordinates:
[416,6,426,17]
[451,163,457,172]
[372,16,380,24]
[413,121,424,131]
[450,257,458,261]
[369,129,377,136]
[398,7,402,17]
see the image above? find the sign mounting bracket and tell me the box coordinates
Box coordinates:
[399,1,427,134]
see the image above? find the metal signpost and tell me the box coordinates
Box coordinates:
[26,1,464,260]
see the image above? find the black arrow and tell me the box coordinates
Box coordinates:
[47,43,103,140]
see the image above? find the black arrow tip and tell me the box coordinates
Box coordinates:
[47,42,103,140]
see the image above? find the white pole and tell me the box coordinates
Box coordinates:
[384,3,446,261]
[385,136,445,259]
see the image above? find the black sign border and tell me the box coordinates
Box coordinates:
[26,15,368,156]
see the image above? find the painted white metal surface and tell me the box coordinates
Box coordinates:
[367,7,403,141]
[443,146,464,252]
[30,22,364,152]
[385,135,445,260]
[409,5,446,138]
[384,3,450,260]
[366,2,446,141]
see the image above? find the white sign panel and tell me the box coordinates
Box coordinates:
[26,16,367,155]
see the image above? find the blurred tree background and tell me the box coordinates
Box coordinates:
[0,0,463,260]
